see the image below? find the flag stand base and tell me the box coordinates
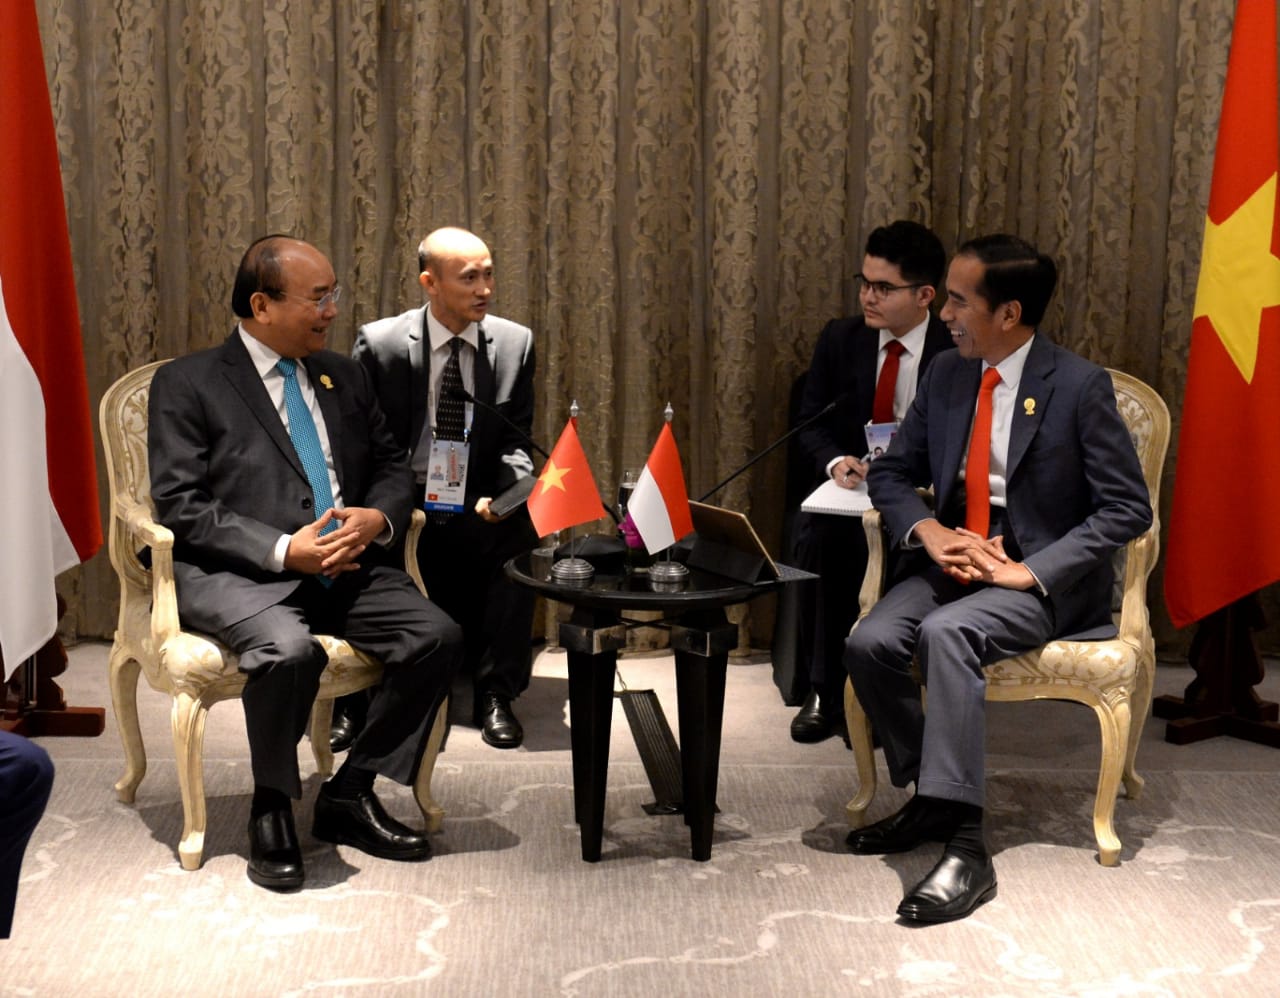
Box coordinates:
[1153,595,1280,748]
[1,596,105,739]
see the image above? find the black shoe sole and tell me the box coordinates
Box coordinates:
[247,865,304,892]
[312,821,432,862]
[898,882,998,923]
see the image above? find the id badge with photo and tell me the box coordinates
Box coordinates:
[423,437,470,513]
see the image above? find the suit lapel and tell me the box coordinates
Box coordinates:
[409,307,430,445]
[939,360,983,509]
[1007,335,1055,480]
[303,354,347,488]
[218,333,307,483]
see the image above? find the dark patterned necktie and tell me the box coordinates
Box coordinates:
[436,338,466,441]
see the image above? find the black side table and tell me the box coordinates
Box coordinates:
[506,554,789,862]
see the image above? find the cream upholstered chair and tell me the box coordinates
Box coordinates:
[843,369,1169,866]
[100,360,448,871]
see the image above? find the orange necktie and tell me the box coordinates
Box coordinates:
[872,339,906,424]
[964,367,1002,537]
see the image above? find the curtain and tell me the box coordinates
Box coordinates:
[38,0,1245,654]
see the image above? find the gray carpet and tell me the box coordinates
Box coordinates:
[7,643,1280,997]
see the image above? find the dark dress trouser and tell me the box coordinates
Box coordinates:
[0,731,54,938]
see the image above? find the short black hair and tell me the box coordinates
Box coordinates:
[956,234,1058,327]
[864,220,946,290]
[230,234,294,318]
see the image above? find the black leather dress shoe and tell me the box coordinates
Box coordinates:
[845,796,959,855]
[475,693,523,749]
[897,851,997,923]
[790,690,845,743]
[313,786,432,861]
[329,694,368,753]
[247,808,304,891]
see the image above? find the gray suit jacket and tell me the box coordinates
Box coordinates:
[867,334,1152,637]
[353,307,536,504]
[148,331,416,633]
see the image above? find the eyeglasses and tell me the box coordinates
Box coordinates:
[854,275,924,299]
[271,284,342,312]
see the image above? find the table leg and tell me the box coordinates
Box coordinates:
[671,609,738,861]
[559,605,626,862]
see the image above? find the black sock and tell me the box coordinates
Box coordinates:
[326,759,375,799]
[943,803,987,863]
[250,785,290,819]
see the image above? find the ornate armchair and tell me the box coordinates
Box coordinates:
[843,369,1170,866]
[99,360,448,870]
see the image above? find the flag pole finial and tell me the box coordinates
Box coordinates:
[570,399,580,420]
[663,402,674,423]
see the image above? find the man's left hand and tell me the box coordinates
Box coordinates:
[942,530,1036,589]
[316,507,385,575]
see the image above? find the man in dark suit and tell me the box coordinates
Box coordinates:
[787,220,953,743]
[148,235,462,892]
[844,234,1152,922]
[353,227,538,749]
[0,731,53,938]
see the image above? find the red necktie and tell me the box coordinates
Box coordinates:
[964,367,1003,537]
[872,339,906,424]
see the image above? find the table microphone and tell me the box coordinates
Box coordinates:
[697,395,843,503]
[446,387,550,460]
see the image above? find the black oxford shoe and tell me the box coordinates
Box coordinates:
[247,808,304,891]
[312,786,432,861]
[846,796,959,855]
[329,709,363,754]
[475,693,524,749]
[897,851,997,923]
[789,689,845,743]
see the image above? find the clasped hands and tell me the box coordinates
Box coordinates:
[283,507,386,578]
[915,520,1036,590]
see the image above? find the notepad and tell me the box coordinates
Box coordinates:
[800,478,872,516]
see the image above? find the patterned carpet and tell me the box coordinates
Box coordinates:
[7,644,1280,997]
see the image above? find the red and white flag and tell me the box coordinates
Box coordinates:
[526,418,608,537]
[0,1,102,677]
[628,422,695,555]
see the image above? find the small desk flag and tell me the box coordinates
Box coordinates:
[527,418,607,537]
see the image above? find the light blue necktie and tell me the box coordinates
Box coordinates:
[276,358,337,538]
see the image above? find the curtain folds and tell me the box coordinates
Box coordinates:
[39,0,1245,652]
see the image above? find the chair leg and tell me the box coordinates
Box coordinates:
[1091,695,1129,867]
[1122,647,1155,802]
[844,678,878,827]
[413,696,449,833]
[108,646,147,804]
[170,691,211,871]
[310,697,336,777]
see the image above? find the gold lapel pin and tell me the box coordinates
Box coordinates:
[320,374,334,390]
[1023,398,1036,416]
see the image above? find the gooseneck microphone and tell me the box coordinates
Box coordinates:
[446,387,550,460]
[697,395,842,503]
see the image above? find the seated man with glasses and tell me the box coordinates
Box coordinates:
[783,220,953,744]
[148,235,462,891]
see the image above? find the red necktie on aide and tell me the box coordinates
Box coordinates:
[964,367,1002,537]
[872,339,906,424]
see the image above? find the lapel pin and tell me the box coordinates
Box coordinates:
[1023,398,1036,415]
[320,375,334,390]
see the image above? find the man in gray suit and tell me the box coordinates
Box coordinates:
[353,227,538,749]
[149,236,462,891]
[844,234,1151,922]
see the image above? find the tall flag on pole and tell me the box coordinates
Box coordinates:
[628,411,695,555]
[1165,0,1280,628]
[527,414,607,537]
[0,1,102,676]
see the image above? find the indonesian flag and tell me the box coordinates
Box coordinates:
[527,418,607,537]
[0,1,102,677]
[1165,0,1280,628]
[628,423,695,555]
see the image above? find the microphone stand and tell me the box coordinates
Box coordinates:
[697,397,839,503]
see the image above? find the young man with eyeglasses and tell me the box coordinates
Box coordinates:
[784,220,953,744]
[148,235,462,891]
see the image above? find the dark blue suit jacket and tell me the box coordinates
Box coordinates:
[867,334,1152,637]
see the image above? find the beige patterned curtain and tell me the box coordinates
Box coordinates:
[40,0,1252,655]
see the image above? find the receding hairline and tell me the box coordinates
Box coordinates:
[417,227,491,273]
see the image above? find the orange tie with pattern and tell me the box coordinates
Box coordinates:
[872,339,906,425]
[964,367,1002,537]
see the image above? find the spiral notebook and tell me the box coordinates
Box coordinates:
[800,478,872,516]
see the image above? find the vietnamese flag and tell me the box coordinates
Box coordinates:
[628,422,695,555]
[0,1,102,675]
[1165,0,1280,628]
[527,418,607,537]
